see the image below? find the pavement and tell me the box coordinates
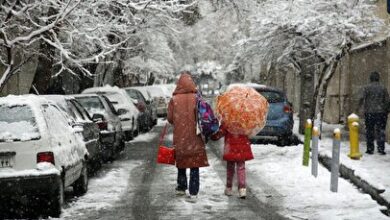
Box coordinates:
[3,119,388,219]
[305,121,390,215]
[58,121,287,220]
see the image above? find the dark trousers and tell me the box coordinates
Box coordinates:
[365,113,388,152]
[177,168,199,196]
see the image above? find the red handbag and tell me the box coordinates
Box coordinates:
[157,124,175,165]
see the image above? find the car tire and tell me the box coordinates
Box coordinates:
[277,136,291,147]
[133,121,140,137]
[47,179,64,218]
[73,164,88,196]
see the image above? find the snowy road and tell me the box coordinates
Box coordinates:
[53,121,387,220]
[56,123,287,220]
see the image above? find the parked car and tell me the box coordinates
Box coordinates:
[74,94,124,161]
[145,86,170,117]
[227,83,294,145]
[131,87,158,126]
[42,95,102,172]
[124,88,152,132]
[0,95,88,217]
[159,84,175,98]
[82,86,140,141]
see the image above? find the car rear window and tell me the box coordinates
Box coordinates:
[75,97,106,116]
[0,105,40,141]
[257,90,285,103]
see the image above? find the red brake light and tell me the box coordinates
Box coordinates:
[37,152,55,165]
[284,105,292,113]
[97,121,108,130]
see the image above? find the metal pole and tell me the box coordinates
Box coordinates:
[331,129,341,193]
[303,119,312,166]
[311,126,320,177]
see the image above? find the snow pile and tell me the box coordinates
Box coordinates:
[60,160,142,218]
[248,144,387,219]
[316,121,390,202]
[0,167,60,178]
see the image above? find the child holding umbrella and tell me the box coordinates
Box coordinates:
[212,85,269,199]
[211,124,253,198]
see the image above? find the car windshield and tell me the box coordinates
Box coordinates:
[257,90,285,103]
[0,105,40,141]
[125,89,139,100]
[75,97,106,116]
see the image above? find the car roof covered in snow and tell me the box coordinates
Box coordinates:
[0,94,51,107]
[82,85,126,95]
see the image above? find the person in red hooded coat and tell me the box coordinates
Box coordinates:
[167,72,209,199]
[211,123,253,199]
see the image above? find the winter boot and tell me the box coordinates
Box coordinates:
[238,188,246,199]
[186,194,198,203]
[224,187,233,196]
[175,187,186,196]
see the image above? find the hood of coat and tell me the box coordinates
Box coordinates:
[173,73,197,95]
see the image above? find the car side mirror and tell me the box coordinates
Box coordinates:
[117,108,128,115]
[92,113,104,122]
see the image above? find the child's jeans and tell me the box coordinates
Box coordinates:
[226,161,246,189]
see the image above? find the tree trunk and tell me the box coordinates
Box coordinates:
[30,41,55,94]
[298,55,317,134]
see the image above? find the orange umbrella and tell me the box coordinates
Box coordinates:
[216,85,269,136]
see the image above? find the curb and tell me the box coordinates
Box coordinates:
[318,153,390,215]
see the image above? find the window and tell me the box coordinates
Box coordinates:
[256,90,285,103]
[76,96,105,116]
[42,104,73,143]
[0,105,40,141]
[102,96,118,115]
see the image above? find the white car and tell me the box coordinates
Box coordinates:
[0,95,88,217]
[82,86,140,141]
[145,86,170,117]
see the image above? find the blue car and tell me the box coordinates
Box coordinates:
[227,83,294,145]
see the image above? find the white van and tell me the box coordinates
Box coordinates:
[0,95,88,217]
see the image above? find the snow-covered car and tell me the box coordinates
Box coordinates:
[42,95,102,171]
[158,84,175,98]
[82,86,140,141]
[145,86,170,117]
[124,88,152,132]
[128,86,158,126]
[74,94,124,161]
[0,95,88,217]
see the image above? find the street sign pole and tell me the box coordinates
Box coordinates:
[303,119,312,166]
[330,129,341,193]
[311,126,319,177]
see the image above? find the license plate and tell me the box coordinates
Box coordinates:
[0,152,15,168]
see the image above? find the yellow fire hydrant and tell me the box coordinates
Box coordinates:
[348,114,362,160]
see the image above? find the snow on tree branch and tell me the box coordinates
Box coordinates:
[0,0,197,91]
